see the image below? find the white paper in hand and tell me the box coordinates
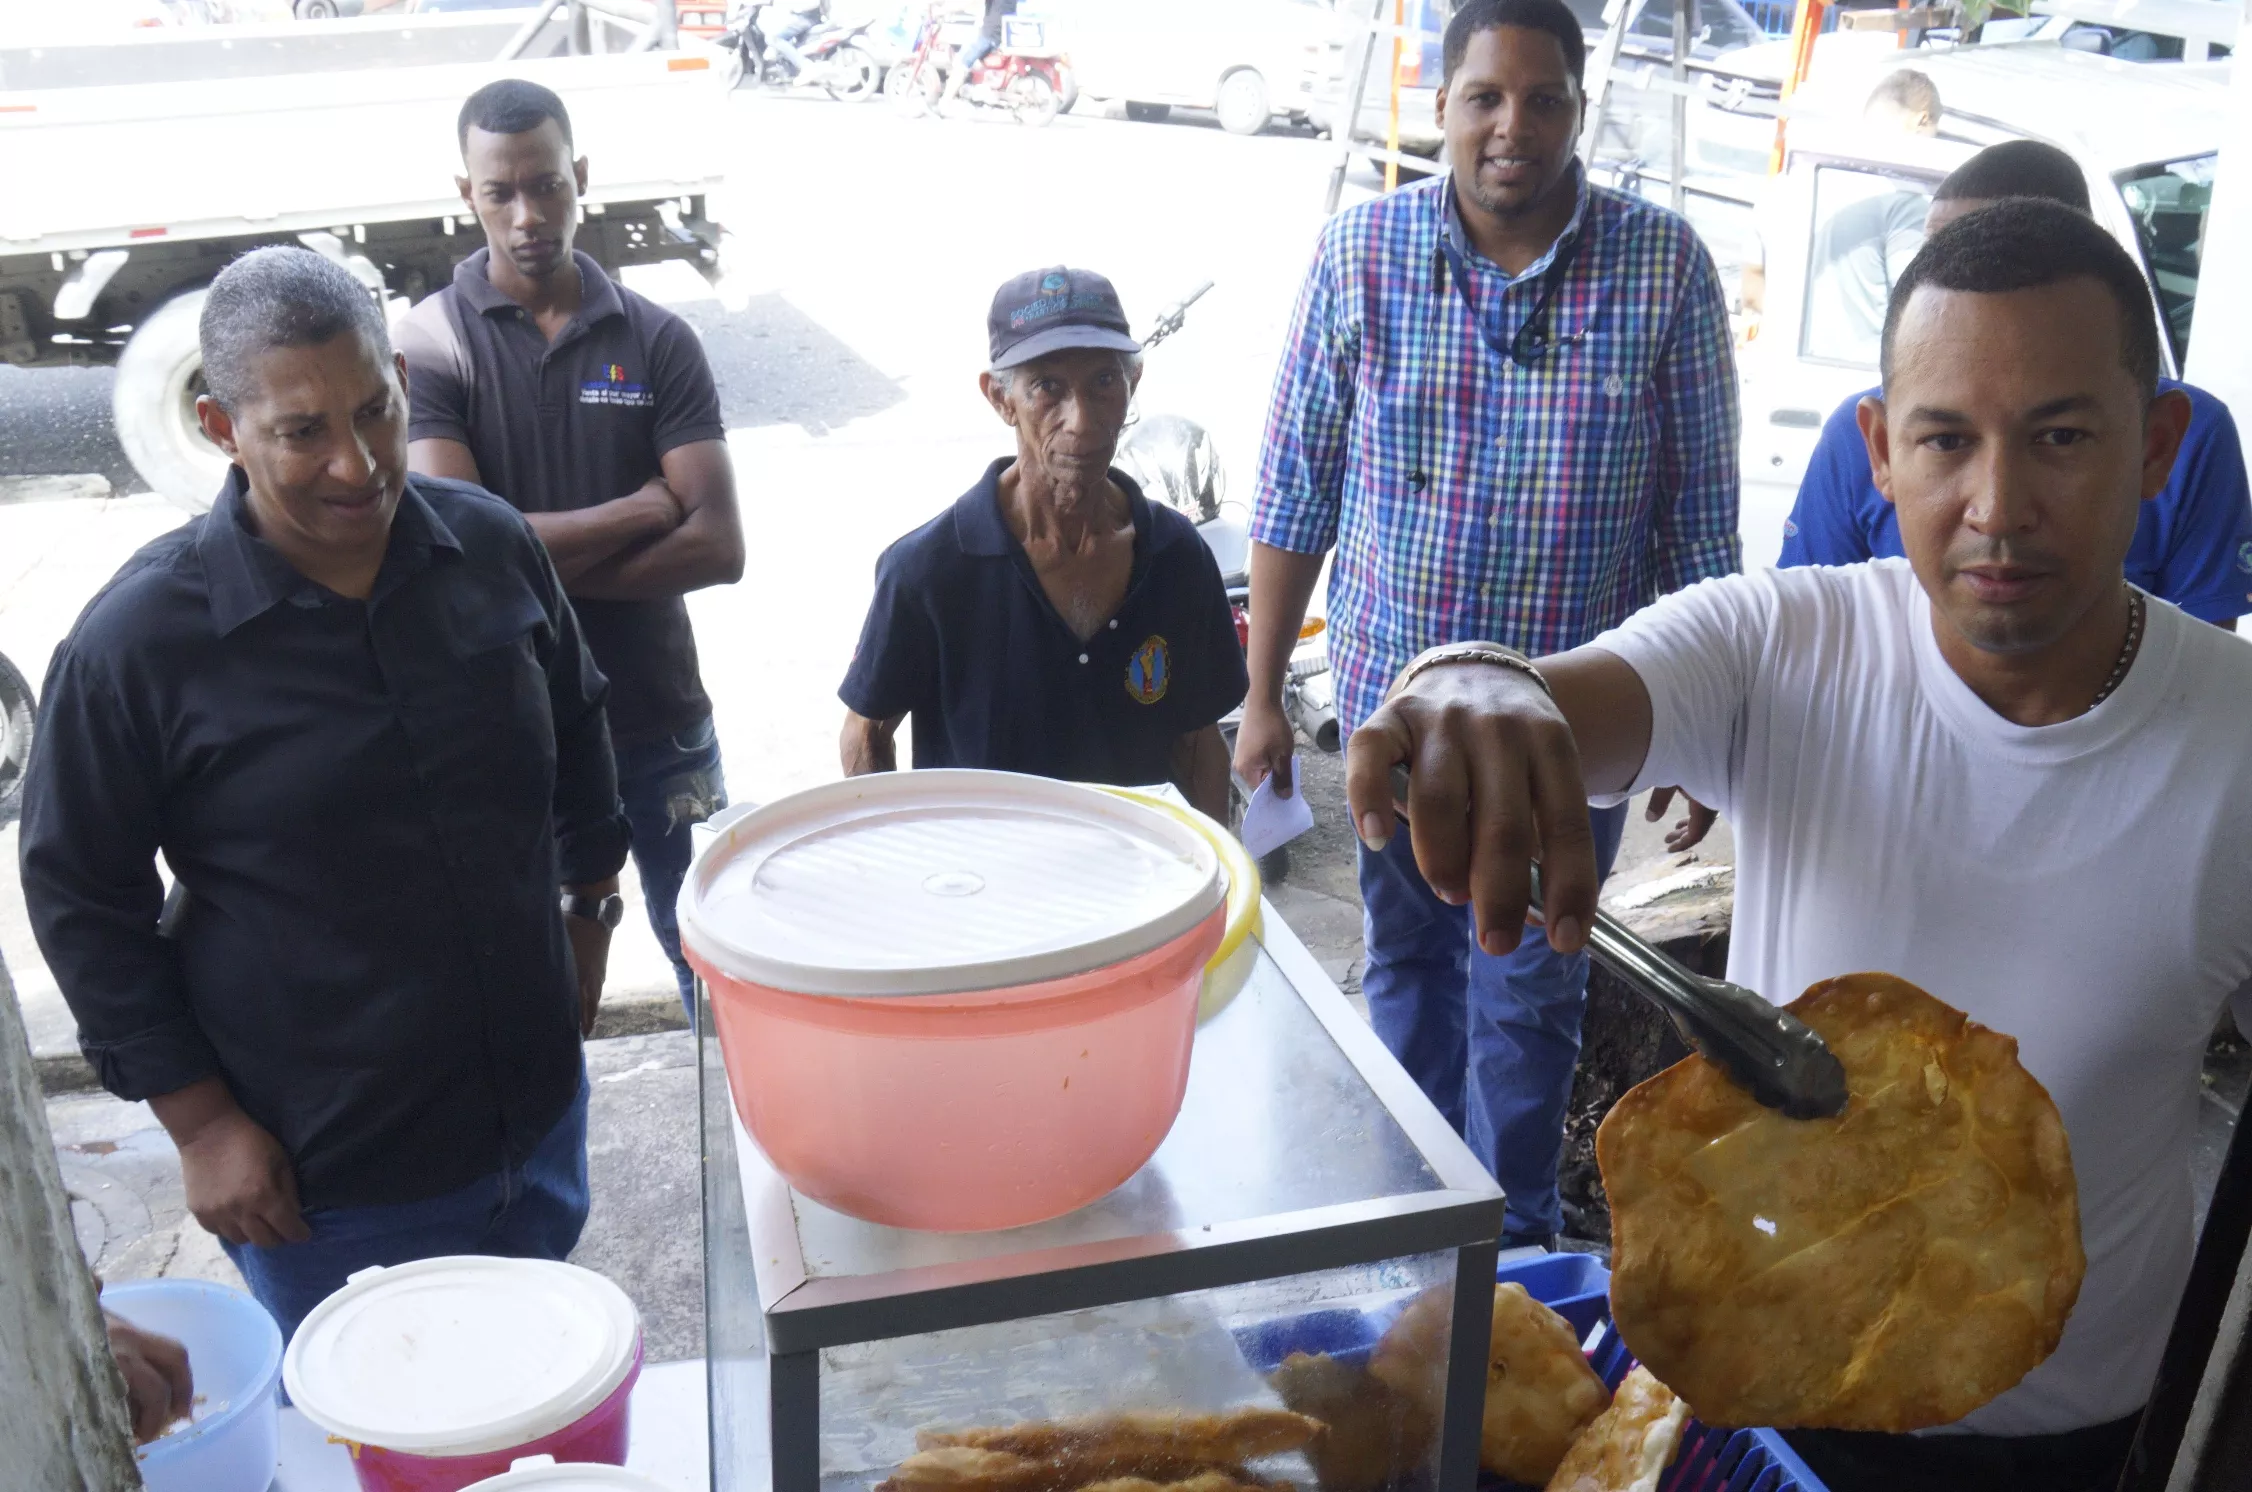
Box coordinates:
[1239,760,1316,859]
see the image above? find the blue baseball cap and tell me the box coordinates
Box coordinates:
[987,265,1141,369]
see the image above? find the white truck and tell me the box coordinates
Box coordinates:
[0,4,731,507]
[1734,40,2227,563]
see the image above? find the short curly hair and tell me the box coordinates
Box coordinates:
[1881,198,2159,400]
[1443,0,1587,89]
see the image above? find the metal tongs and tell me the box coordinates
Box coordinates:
[1527,864,1848,1120]
[1384,764,1847,1119]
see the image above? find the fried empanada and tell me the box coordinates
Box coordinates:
[1368,1282,1610,1485]
[877,1445,1259,1492]
[1542,1367,1688,1492]
[1269,1350,1435,1492]
[1078,1474,1293,1492]
[1600,972,2084,1431]
[917,1409,1325,1467]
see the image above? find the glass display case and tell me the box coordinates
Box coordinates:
[700,907,1508,1492]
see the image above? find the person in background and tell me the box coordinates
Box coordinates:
[941,0,1017,100]
[1341,198,2252,1492]
[761,0,828,76]
[1238,0,1739,1250]
[21,247,630,1345]
[1798,70,1942,365]
[1862,66,1941,135]
[401,80,744,1022]
[838,267,1244,822]
[1782,138,2252,629]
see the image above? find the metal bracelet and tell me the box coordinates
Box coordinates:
[1389,643,1555,702]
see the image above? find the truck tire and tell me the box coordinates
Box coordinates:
[1216,68,1270,136]
[113,289,227,513]
[0,647,32,823]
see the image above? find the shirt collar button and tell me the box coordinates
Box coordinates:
[1079,653,1089,664]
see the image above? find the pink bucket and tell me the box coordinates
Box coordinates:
[285,1258,644,1492]
[342,1337,641,1492]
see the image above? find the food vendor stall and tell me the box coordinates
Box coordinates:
[675,769,1504,1492]
[688,776,1510,1492]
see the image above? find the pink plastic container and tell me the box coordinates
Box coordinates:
[694,902,1223,1230]
[343,1339,640,1492]
[679,771,1229,1232]
[285,1258,644,1492]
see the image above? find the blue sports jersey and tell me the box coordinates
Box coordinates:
[1778,379,2252,623]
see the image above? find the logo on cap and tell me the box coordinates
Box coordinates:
[1040,272,1068,293]
[1125,636,1171,705]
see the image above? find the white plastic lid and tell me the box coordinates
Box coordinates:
[283,1257,640,1455]
[678,769,1226,998]
[461,1456,674,1491]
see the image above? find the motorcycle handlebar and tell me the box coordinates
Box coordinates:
[1141,280,1217,349]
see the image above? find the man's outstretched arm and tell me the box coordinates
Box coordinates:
[1344,645,1655,961]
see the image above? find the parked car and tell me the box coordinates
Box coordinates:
[1734,42,2225,563]
[1028,0,1342,135]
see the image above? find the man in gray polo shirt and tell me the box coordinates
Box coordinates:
[400,78,743,1021]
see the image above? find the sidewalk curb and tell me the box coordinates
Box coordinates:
[31,992,692,1098]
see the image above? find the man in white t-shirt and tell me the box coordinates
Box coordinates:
[1341,198,2252,1490]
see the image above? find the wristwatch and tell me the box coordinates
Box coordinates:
[561,890,627,930]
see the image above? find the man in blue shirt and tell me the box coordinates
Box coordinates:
[1781,139,2252,627]
[839,267,1245,820]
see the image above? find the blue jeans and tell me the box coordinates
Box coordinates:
[615,715,728,1020]
[1356,803,1629,1237]
[222,1075,591,1349]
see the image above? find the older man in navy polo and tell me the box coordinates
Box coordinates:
[839,268,1245,818]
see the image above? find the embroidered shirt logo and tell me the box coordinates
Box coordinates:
[580,363,654,408]
[1125,636,1171,705]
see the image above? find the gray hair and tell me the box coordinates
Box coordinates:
[199,246,392,414]
[987,349,1144,395]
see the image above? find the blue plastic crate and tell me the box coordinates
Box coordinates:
[1230,1254,1829,1492]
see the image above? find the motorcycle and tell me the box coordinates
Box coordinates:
[719,2,882,102]
[0,648,33,823]
[1118,282,1339,882]
[888,5,1070,127]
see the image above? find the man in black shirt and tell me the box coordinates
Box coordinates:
[839,267,1244,820]
[19,247,632,1342]
[401,79,742,1021]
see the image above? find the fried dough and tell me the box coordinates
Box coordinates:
[1369,1282,1610,1485]
[1269,1351,1436,1492]
[1542,1368,1688,1492]
[1600,972,2084,1431]
[1078,1474,1293,1492]
[877,1444,1272,1492]
[917,1410,1325,1466]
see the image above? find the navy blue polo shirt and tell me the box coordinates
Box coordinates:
[840,460,1247,784]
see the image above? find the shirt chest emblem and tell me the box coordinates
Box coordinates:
[1125,635,1171,705]
[580,363,654,408]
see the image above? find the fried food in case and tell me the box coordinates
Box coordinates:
[1369,1282,1610,1485]
[1599,972,2084,1431]
[1542,1367,1688,1492]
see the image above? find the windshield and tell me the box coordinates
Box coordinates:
[2117,154,2216,368]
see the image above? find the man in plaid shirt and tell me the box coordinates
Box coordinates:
[1236,0,1740,1248]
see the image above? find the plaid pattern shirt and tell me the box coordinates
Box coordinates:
[1253,168,1741,734]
